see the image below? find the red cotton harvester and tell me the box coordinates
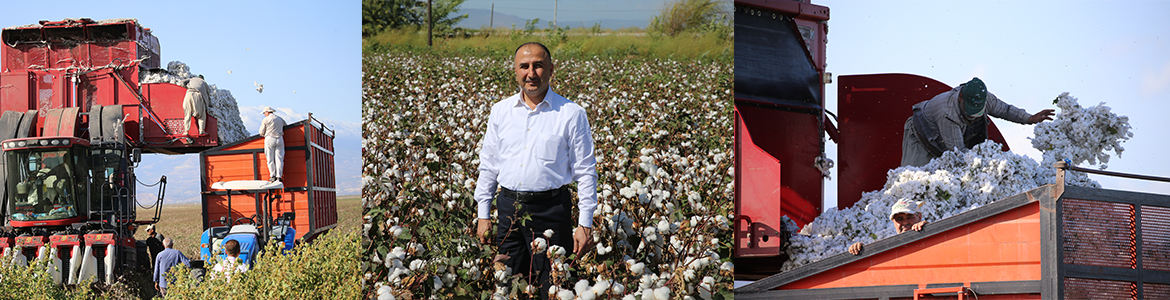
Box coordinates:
[0,18,220,284]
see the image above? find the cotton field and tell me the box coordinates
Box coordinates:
[362,50,734,299]
[782,93,1133,271]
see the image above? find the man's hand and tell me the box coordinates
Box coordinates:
[155,282,160,291]
[848,242,863,255]
[1029,109,1056,124]
[573,226,593,257]
[476,218,493,245]
[911,220,928,232]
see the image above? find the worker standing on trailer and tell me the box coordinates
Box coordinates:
[183,75,211,135]
[901,77,1055,167]
[848,199,929,255]
[154,237,191,297]
[260,106,286,182]
[474,42,598,299]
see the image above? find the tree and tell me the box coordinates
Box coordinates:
[648,0,731,37]
[362,0,468,37]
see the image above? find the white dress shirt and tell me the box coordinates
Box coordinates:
[475,90,598,227]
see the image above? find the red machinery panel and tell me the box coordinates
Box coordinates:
[836,74,1012,209]
[734,105,824,257]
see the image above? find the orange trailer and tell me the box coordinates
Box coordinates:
[199,114,337,242]
[736,164,1170,299]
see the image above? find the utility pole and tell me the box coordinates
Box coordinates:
[427,0,433,47]
[490,3,494,29]
[554,0,558,28]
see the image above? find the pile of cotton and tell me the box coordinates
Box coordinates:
[140,61,249,143]
[780,93,1132,271]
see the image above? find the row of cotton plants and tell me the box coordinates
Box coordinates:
[362,49,735,299]
[782,93,1133,271]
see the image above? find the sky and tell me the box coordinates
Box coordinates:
[815,0,1170,212]
[0,0,362,203]
[460,0,668,26]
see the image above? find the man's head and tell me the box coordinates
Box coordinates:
[960,77,987,119]
[513,42,554,102]
[224,239,240,257]
[163,237,174,249]
[262,106,275,116]
[890,199,924,233]
[146,224,155,234]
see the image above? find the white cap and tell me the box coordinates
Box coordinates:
[890,199,924,220]
[263,106,275,113]
[146,224,155,231]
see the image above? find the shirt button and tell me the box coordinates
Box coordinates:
[527,128,530,131]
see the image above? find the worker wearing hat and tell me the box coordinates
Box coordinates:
[145,224,166,268]
[848,199,929,255]
[259,106,287,182]
[901,77,1055,167]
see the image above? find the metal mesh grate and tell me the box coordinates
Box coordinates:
[165,118,185,134]
[1142,205,1170,271]
[1145,283,1170,299]
[1064,277,1135,300]
[1063,198,1136,268]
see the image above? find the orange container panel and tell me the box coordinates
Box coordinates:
[786,202,1041,290]
[200,117,337,242]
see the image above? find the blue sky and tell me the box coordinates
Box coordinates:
[0,1,362,203]
[817,0,1170,211]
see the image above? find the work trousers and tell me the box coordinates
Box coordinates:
[495,188,573,300]
[265,137,285,179]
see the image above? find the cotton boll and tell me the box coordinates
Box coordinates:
[642,289,658,300]
[630,262,645,275]
[544,229,555,239]
[612,282,626,294]
[575,279,591,295]
[654,287,671,300]
[377,285,396,300]
[556,289,575,300]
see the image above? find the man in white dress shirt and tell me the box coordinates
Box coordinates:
[259,106,286,182]
[474,42,598,299]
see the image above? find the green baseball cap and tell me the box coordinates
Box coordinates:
[961,77,987,117]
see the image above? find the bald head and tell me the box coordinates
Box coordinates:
[514,42,552,62]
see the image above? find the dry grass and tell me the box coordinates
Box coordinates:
[134,195,361,258]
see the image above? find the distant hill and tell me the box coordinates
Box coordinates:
[456,8,648,30]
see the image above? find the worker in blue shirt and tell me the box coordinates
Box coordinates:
[154,237,191,296]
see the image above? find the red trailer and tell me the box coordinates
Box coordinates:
[737,165,1170,299]
[199,114,337,242]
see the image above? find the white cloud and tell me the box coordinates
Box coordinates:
[1141,61,1170,96]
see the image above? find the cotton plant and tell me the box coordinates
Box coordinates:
[363,50,734,299]
[781,93,1132,272]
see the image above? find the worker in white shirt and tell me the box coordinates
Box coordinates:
[474,42,598,299]
[259,106,287,182]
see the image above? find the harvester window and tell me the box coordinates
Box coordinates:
[45,27,85,44]
[88,24,129,41]
[7,149,79,221]
[1,28,42,46]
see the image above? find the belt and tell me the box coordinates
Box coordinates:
[501,185,567,203]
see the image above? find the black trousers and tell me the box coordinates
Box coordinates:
[495,188,573,299]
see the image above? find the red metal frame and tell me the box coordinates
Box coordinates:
[835,74,1012,209]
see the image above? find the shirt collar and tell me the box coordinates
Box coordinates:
[512,89,563,111]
